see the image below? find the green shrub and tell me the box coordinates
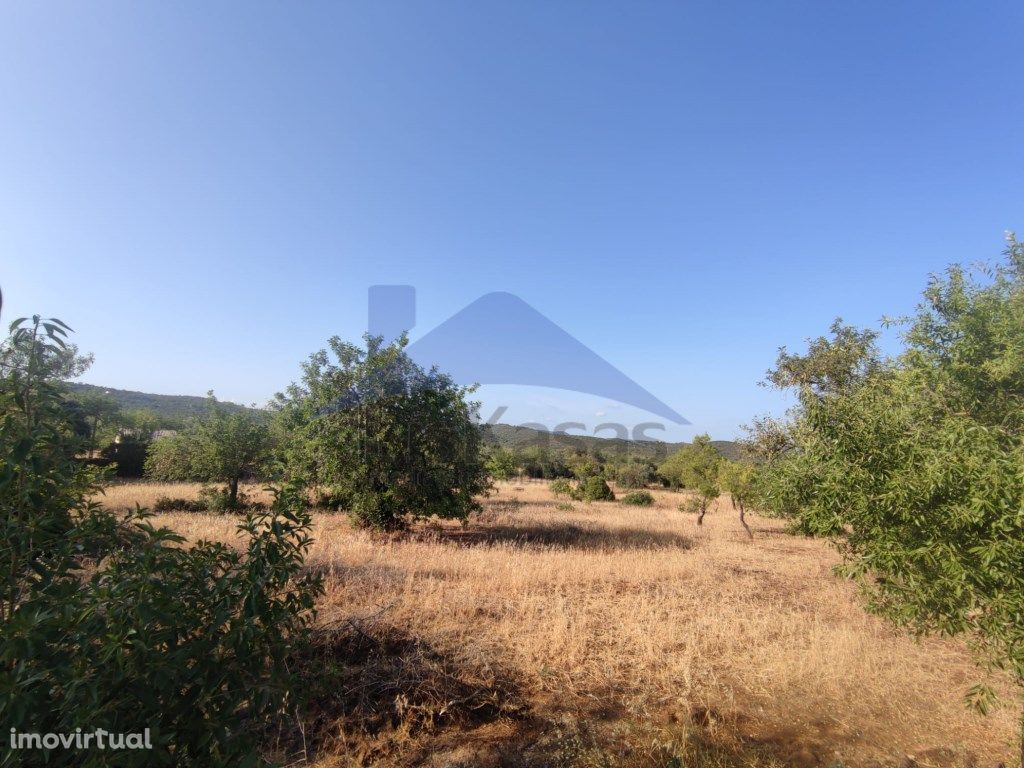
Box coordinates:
[198,484,266,513]
[313,486,352,511]
[485,446,519,480]
[5,485,323,766]
[678,497,702,515]
[555,502,575,512]
[572,476,615,502]
[1,316,324,766]
[153,495,207,512]
[615,462,652,489]
[621,490,654,506]
[549,478,573,498]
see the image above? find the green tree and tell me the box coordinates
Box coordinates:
[661,434,721,524]
[549,478,573,498]
[485,446,519,481]
[0,322,93,382]
[615,460,654,489]
[757,235,1024,759]
[568,453,600,480]
[718,459,757,538]
[145,395,272,508]
[1,316,92,619]
[275,334,489,530]
[520,445,569,479]
[73,391,123,454]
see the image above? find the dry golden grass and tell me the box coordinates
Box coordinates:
[101,481,1019,767]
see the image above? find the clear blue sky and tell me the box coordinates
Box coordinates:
[2,2,1022,441]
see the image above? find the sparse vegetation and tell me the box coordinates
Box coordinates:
[8,242,1024,766]
[108,480,1020,766]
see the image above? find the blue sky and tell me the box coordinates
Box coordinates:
[2,2,1022,441]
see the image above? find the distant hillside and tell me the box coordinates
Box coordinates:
[482,423,744,462]
[63,384,743,460]
[65,383,253,420]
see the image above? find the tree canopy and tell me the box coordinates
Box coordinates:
[274,334,489,530]
[755,235,1024,752]
[145,395,273,508]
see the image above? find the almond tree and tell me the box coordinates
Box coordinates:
[758,235,1024,761]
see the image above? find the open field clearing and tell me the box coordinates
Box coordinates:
[99,481,1019,767]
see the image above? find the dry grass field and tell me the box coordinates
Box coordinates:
[97,481,1019,768]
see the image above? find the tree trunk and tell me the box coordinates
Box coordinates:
[696,500,706,525]
[738,501,753,539]
[228,478,239,509]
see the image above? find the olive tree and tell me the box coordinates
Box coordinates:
[275,334,489,530]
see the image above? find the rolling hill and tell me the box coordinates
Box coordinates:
[64,383,253,420]
[66,383,741,459]
[481,423,743,461]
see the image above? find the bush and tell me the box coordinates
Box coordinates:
[571,477,615,502]
[5,484,323,766]
[555,502,575,512]
[615,462,652,489]
[313,486,352,511]
[1,317,324,766]
[199,484,266,513]
[485,447,519,481]
[621,490,654,506]
[678,497,703,515]
[100,438,149,478]
[549,478,573,498]
[153,495,207,512]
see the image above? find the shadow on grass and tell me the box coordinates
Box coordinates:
[417,522,692,552]
[281,620,533,765]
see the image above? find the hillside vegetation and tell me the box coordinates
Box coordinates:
[481,423,742,461]
[65,382,252,419]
